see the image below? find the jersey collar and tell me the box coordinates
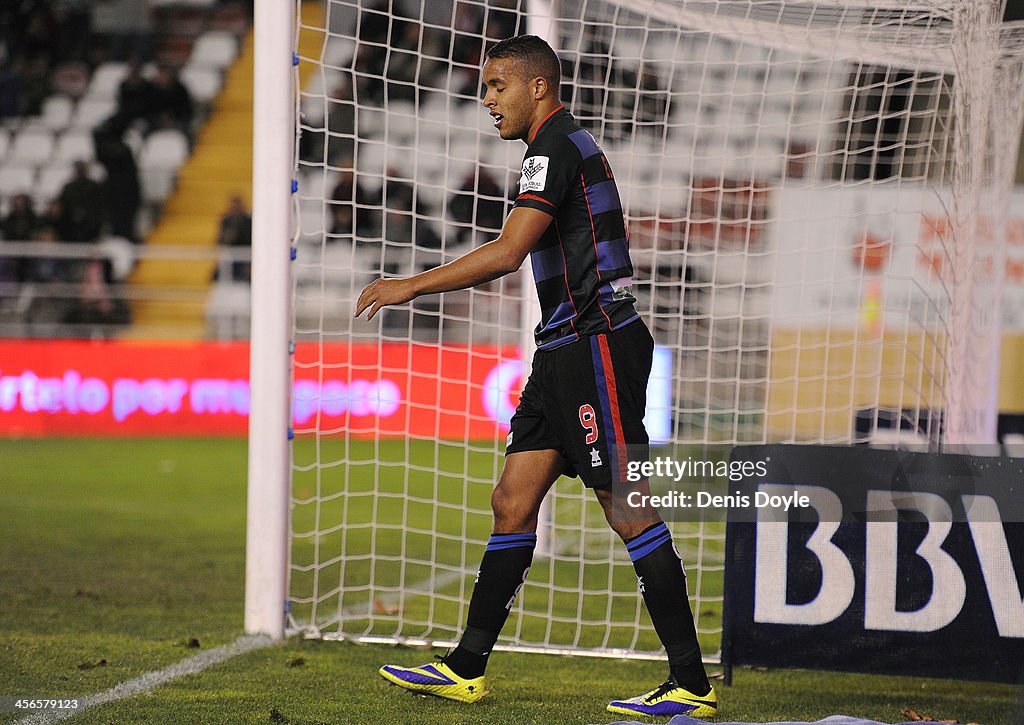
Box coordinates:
[528,104,566,144]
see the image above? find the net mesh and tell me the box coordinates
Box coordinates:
[287,0,1024,658]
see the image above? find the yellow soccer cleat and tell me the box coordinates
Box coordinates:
[607,678,718,719]
[378,660,489,703]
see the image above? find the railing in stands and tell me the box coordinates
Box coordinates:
[0,241,252,340]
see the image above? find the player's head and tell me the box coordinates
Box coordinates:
[481,35,561,141]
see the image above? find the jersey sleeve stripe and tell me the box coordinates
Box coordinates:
[517,193,556,208]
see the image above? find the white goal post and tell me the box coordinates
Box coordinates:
[245,0,1024,652]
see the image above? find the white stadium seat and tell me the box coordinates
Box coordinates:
[72,98,117,129]
[179,65,223,104]
[189,31,239,70]
[139,129,190,203]
[35,164,75,205]
[0,165,36,197]
[87,62,130,101]
[39,95,75,131]
[53,129,96,163]
[139,129,190,171]
[9,127,55,165]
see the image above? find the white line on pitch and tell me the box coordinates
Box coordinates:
[15,634,275,725]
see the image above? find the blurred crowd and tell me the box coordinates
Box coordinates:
[0,0,224,333]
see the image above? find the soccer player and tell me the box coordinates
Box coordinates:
[355,34,717,719]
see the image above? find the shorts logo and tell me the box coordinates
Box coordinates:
[590,447,603,467]
[506,431,514,447]
[519,156,549,193]
[578,403,598,444]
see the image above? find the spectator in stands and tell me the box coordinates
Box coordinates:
[0,57,27,119]
[353,44,385,107]
[448,166,507,246]
[378,170,440,253]
[357,0,391,47]
[16,4,59,69]
[216,195,252,282]
[94,127,142,243]
[53,0,94,64]
[330,160,378,239]
[2,193,38,243]
[58,161,106,242]
[147,65,194,139]
[636,65,669,136]
[483,0,522,42]
[452,0,484,68]
[112,62,154,134]
[1,193,39,282]
[326,71,356,165]
[62,256,131,334]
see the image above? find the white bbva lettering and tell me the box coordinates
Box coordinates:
[754,484,854,625]
[753,488,1023,638]
[963,495,1024,638]
[864,491,965,632]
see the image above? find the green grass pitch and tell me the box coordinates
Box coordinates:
[0,437,1020,724]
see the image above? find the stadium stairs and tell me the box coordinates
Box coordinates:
[127,2,326,339]
[126,33,255,339]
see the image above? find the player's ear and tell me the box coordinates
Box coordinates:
[532,76,548,100]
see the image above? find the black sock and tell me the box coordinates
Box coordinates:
[445,532,536,679]
[625,522,711,696]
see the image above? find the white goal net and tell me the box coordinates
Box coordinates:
[283,0,1024,659]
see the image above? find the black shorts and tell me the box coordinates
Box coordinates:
[505,319,653,489]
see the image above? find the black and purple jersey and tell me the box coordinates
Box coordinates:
[512,106,639,350]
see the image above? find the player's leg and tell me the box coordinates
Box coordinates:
[548,322,716,717]
[595,484,717,718]
[378,437,565,703]
[441,448,564,679]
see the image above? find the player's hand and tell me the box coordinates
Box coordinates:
[354,278,416,320]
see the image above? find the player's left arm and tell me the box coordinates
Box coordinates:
[355,206,551,320]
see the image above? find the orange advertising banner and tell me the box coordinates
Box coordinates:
[0,339,523,438]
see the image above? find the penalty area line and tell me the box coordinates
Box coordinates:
[15,634,276,725]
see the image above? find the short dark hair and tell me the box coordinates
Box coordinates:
[485,35,561,95]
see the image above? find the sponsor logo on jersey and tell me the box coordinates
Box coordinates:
[519,155,549,193]
[611,276,634,300]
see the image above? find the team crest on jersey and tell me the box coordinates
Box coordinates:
[519,156,549,193]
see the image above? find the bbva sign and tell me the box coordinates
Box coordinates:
[722,446,1024,683]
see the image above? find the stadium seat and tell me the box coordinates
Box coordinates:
[53,129,96,164]
[34,164,74,206]
[9,127,55,165]
[205,280,250,339]
[385,101,416,144]
[139,129,190,171]
[39,95,75,131]
[189,31,239,70]
[139,129,190,203]
[0,165,36,197]
[72,98,117,129]
[324,36,356,67]
[179,65,223,104]
[87,62,130,101]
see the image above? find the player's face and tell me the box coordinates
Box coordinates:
[481,58,536,141]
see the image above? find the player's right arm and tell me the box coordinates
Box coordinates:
[354,206,551,320]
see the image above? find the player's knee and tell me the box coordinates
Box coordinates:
[490,484,534,531]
